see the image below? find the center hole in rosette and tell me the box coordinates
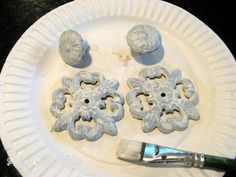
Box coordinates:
[84,99,90,104]
[161,92,166,97]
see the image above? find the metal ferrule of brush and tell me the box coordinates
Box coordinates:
[142,143,205,168]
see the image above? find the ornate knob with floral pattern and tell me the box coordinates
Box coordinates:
[127,24,162,55]
[59,30,88,66]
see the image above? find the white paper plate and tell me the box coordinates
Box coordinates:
[1,0,236,176]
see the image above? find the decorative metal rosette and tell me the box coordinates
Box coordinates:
[126,66,200,134]
[50,71,124,141]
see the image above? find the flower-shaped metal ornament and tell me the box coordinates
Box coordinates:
[50,71,124,141]
[126,66,200,134]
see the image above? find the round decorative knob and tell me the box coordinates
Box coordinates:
[127,24,162,55]
[59,30,88,66]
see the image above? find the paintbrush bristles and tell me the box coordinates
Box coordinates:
[116,139,143,161]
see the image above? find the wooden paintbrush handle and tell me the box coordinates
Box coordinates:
[204,155,236,171]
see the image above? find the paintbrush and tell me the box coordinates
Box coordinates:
[116,139,236,171]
